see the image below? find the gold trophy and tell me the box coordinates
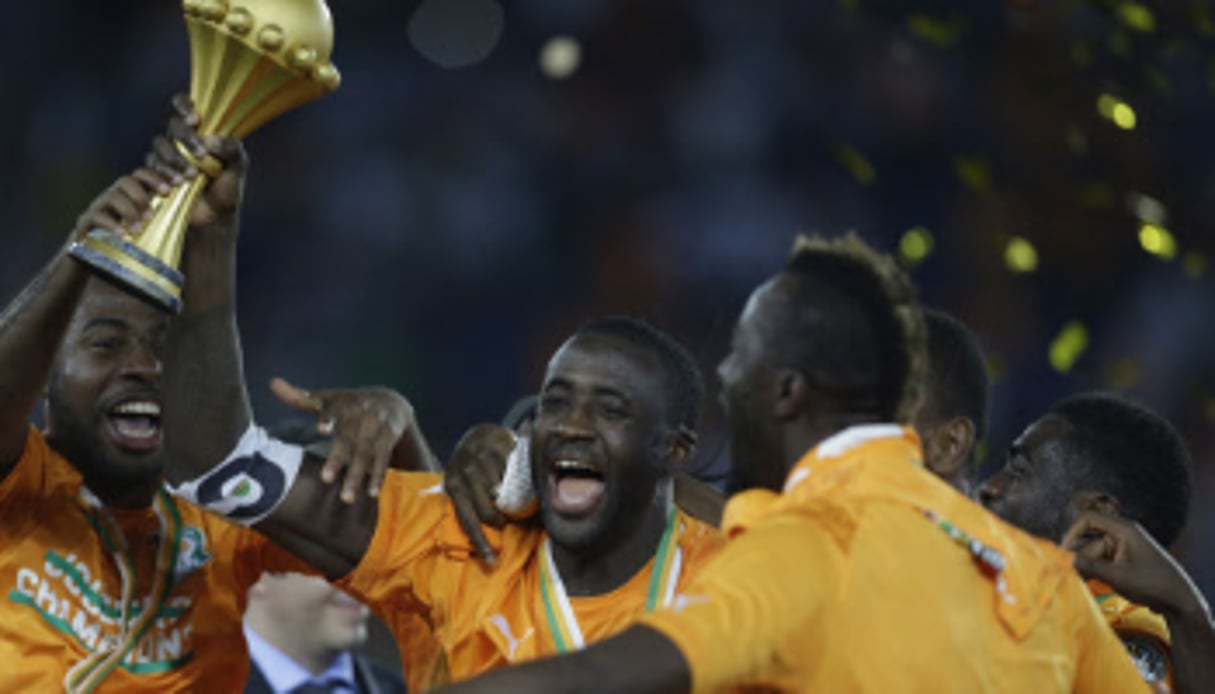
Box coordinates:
[69,0,340,313]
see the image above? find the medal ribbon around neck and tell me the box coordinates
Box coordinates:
[65,487,184,694]
[539,505,683,653]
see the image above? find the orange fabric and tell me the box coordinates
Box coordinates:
[0,427,309,692]
[640,424,1151,693]
[1089,579,1174,689]
[336,471,723,690]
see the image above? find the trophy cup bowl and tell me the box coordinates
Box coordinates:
[69,0,341,313]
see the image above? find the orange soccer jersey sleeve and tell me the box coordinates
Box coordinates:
[1067,574,1154,693]
[205,510,318,599]
[639,509,844,692]
[1089,580,1173,688]
[335,470,498,691]
[336,470,471,616]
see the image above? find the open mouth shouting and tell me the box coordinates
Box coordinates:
[548,457,607,516]
[105,397,162,453]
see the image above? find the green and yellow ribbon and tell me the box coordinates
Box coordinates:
[539,506,682,653]
[65,487,183,694]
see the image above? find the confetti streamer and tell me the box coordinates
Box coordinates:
[1138,223,1177,261]
[1127,192,1167,225]
[1077,182,1114,209]
[835,145,877,186]
[1097,93,1137,130]
[954,156,992,193]
[1182,252,1207,278]
[1004,237,1038,273]
[1105,358,1141,388]
[540,37,582,80]
[985,355,1007,383]
[906,14,968,48]
[1117,3,1155,33]
[898,227,934,266]
[1049,321,1089,373]
[1066,125,1088,155]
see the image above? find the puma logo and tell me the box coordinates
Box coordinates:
[488,614,534,660]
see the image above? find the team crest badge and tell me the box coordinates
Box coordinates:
[174,525,212,583]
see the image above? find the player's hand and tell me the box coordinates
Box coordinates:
[1063,511,1209,620]
[270,377,414,504]
[72,169,174,242]
[148,94,247,240]
[445,423,516,566]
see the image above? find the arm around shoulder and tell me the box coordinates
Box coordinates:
[439,625,691,694]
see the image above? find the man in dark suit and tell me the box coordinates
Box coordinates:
[244,571,406,694]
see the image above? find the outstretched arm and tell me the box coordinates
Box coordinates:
[1065,512,1215,694]
[158,99,435,579]
[159,94,252,483]
[0,169,173,479]
[441,510,841,693]
[441,626,690,694]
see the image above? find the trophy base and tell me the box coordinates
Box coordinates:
[68,229,184,314]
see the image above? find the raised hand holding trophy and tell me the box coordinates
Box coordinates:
[70,0,340,313]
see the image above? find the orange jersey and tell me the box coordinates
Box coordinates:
[640,424,1151,693]
[1089,579,1173,689]
[0,428,308,692]
[337,471,723,691]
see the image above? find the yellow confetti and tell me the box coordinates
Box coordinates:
[1066,126,1088,155]
[1144,66,1171,94]
[1070,43,1094,67]
[1105,359,1141,388]
[1049,321,1089,373]
[1183,252,1207,278]
[906,14,967,49]
[1117,3,1155,32]
[1138,223,1177,260]
[1004,237,1038,273]
[898,227,934,266]
[539,36,582,80]
[835,145,876,186]
[1107,31,1131,58]
[1198,4,1215,37]
[1097,93,1137,130]
[1077,182,1114,209]
[1112,103,1137,129]
[954,156,992,193]
[986,355,1007,383]
[1127,191,1167,224]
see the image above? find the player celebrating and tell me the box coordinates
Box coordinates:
[164,295,726,689]
[433,234,1149,693]
[0,101,317,692]
[980,393,1215,692]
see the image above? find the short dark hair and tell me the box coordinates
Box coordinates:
[574,317,704,431]
[1050,392,1192,547]
[921,309,989,441]
[766,233,926,422]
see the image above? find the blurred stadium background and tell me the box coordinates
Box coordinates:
[1,0,1212,594]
